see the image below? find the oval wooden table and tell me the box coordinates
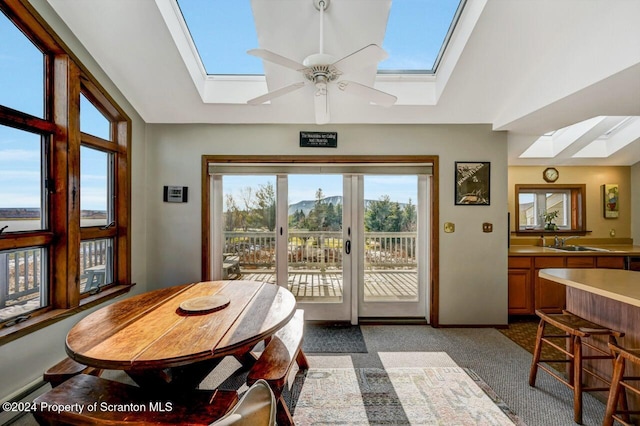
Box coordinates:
[66,280,297,390]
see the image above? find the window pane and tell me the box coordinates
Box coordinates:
[0,247,47,323]
[546,193,568,227]
[222,176,277,281]
[0,11,44,117]
[518,193,535,228]
[80,239,113,294]
[80,94,110,140]
[0,125,44,232]
[81,146,110,227]
[364,175,418,302]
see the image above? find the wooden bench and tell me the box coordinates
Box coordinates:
[247,309,309,426]
[43,357,103,388]
[32,374,238,425]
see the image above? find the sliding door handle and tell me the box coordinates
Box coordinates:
[345,240,351,255]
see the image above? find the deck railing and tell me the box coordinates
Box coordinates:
[0,249,42,309]
[1,240,108,309]
[224,230,417,270]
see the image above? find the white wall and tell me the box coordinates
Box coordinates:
[0,0,148,403]
[146,124,508,326]
[632,161,640,244]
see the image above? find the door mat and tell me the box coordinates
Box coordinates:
[303,323,368,353]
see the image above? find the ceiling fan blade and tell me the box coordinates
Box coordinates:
[332,44,388,75]
[247,82,306,105]
[337,81,397,107]
[314,85,330,125]
[247,49,307,72]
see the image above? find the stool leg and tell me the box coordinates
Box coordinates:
[603,354,624,426]
[529,319,546,387]
[573,336,583,425]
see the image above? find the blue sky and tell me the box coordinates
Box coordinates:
[1,11,110,210]
[177,0,462,75]
[223,174,417,211]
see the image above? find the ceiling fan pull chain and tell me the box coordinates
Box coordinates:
[318,0,325,54]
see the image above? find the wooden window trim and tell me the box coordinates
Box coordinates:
[514,184,588,235]
[200,155,441,326]
[0,0,132,345]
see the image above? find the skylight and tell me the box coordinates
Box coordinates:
[379,0,466,73]
[176,0,466,76]
[176,0,261,75]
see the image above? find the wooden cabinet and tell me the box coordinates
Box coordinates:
[508,257,533,315]
[534,257,566,313]
[508,254,628,315]
[596,256,626,269]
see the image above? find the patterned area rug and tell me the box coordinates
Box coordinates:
[288,367,525,425]
[303,323,368,353]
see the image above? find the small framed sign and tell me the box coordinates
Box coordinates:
[300,131,337,148]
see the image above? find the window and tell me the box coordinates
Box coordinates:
[0,2,131,343]
[515,184,586,234]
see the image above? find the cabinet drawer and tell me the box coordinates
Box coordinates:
[596,256,626,269]
[534,257,565,268]
[566,256,595,268]
[508,257,532,269]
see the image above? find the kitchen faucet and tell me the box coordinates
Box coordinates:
[553,235,580,247]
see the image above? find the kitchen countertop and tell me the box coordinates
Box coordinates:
[509,244,640,256]
[539,268,640,308]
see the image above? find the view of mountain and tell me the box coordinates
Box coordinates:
[287,196,407,216]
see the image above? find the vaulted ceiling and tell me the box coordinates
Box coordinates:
[46,0,640,166]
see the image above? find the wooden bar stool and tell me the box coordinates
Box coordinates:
[603,341,640,426]
[528,309,623,424]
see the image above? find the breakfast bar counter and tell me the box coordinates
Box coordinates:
[538,268,640,408]
[539,268,640,308]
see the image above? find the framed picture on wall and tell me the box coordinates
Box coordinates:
[455,161,490,205]
[603,184,619,218]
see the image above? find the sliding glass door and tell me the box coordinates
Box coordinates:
[209,164,431,322]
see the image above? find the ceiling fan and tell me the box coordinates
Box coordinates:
[247,0,397,124]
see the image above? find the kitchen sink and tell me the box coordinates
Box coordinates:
[552,246,608,252]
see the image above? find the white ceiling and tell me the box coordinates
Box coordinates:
[46,0,640,166]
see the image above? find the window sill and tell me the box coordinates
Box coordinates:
[514,230,590,236]
[0,283,135,346]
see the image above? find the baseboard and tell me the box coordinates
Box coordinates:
[358,317,428,325]
[0,379,48,425]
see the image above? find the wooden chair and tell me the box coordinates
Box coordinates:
[528,309,623,424]
[603,341,640,426]
[43,357,102,388]
[32,374,238,425]
[212,379,276,426]
[247,309,309,426]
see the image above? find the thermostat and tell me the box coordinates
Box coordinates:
[163,186,188,203]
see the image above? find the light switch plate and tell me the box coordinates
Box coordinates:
[444,222,455,233]
[482,222,493,232]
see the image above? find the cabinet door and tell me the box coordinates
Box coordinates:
[535,257,566,313]
[536,276,567,313]
[596,256,625,269]
[508,269,533,314]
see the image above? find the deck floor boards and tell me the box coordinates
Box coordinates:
[240,270,418,302]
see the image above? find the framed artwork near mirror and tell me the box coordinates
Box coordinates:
[455,161,490,205]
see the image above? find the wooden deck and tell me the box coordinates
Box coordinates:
[240,269,418,302]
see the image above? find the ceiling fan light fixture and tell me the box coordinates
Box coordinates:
[246,0,396,124]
